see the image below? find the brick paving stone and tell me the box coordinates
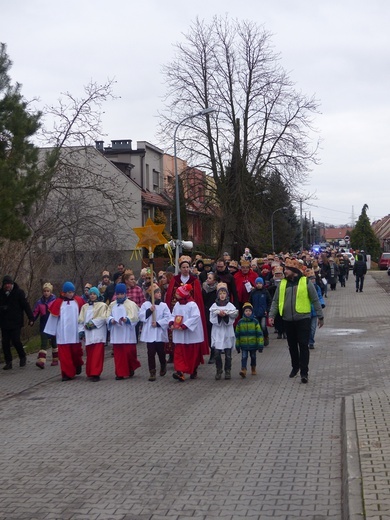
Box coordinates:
[1,273,390,519]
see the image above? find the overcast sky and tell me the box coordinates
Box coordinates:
[2,0,390,227]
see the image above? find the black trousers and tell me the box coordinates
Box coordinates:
[146,341,166,371]
[1,328,25,365]
[283,318,311,377]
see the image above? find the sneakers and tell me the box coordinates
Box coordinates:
[225,370,231,380]
[172,371,185,382]
[301,376,309,384]
[239,368,247,378]
[289,368,299,378]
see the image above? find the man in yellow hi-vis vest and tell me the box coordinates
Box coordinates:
[268,258,324,384]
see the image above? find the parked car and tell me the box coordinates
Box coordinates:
[379,253,390,270]
[342,252,355,269]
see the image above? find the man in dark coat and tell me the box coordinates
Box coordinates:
[0,275,34,369]
[353,254,367,293]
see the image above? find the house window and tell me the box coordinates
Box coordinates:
[153,169,160,192]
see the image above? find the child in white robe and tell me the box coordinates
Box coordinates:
[107,283,140,380]
[78,287,107,382]
[139,284,172,381]
[209,283,238,380]
[44,281,84,381]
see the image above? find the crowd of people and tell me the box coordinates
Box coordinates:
[0,248,368,384]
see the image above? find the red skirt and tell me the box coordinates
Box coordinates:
[113,343,141,378]
[85,342,105,377]
[58,343,83,379]
[174,342,204,375]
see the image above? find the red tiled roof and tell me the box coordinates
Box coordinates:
[142,190,170,208]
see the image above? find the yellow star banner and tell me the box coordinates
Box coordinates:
[133,218,168,252]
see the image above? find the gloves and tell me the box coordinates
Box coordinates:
[321,303,326,308]
[85,321,96,330]
[180,324,188,330]
[236,348,241,354]
[258,348,263,353]
[79,331,85,340]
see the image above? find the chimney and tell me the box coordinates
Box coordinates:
[111,139,132,150]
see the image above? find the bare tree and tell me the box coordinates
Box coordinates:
[159,16,320,254]
[1,80,138,292]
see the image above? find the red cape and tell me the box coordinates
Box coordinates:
[49,295,84,317]
[165,274,210,355]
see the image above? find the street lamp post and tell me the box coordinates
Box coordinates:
[173,107,216,264]
[271,206,288,252]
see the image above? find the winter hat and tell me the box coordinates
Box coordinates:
[115,283,127,294]
[89,287,100,298]
[62,281,75,292]
[240,259,251,267]
[203,258,212,266]
[216,282,229,296]
[242,302,253,312]
[43,282,53,292]
[2,275,13,284]
[176,283,192,298]
[147,283,161,295]
[255,277,264,285]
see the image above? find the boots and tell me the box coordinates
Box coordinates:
[251,366,257,376]
[160,363,167,376]
[208,347,215,364]
[51,348,59,366]
[224,369,231,380]
[148,369,157,382]
[239,368,247,378]
[215,369,223,380]
[36,349,47,369]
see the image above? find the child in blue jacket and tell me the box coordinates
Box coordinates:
[306,269,325,349]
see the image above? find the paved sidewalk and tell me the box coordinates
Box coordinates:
[0,273,390,519]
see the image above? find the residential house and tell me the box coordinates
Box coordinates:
[372,216,390,251]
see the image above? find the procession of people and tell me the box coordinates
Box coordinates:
[0,247,365,384]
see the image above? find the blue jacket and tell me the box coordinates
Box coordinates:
[311,283,325,317]
[249,287,271,318]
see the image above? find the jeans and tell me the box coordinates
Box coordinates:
[309,316,317,346]
[215,348,232,371]
[355,275,364,292]
[255,316,268,338]
[241,349,257,369]
[283,318,311,377]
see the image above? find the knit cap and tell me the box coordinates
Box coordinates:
[43,282,53,292]
[115,283,127,294]
[176,283,192,298]
[89,287,100,298]
[255,277,264,285]
[62,281,75,292]
[216,282,229,297]
[2,275,13,284]
[242,302,253,312]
